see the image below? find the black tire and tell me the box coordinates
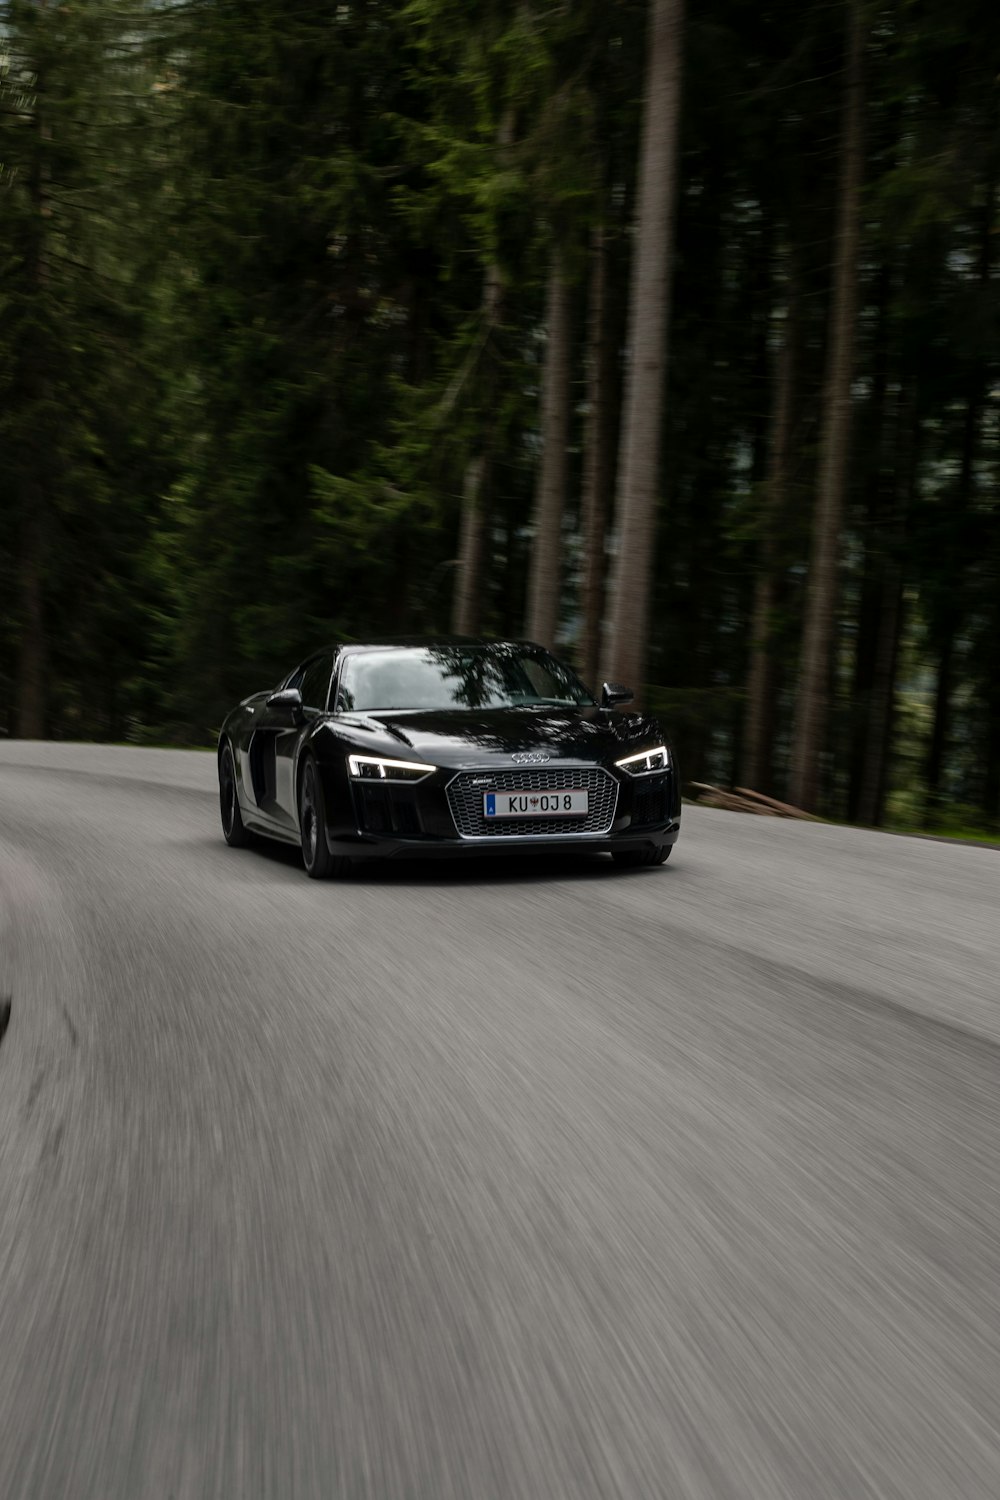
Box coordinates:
[219,742,253,847]
[612,844,672,869]
[299,755,351,880]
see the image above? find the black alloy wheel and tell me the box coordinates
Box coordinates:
[220,743,252,847]
[299,755,349,880]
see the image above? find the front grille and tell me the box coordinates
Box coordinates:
[631,773,672,828]
[447,767,619,838]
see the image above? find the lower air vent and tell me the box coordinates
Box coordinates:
[630,774,672,828]
[355,785,422,837]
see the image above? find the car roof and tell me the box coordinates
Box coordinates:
[337,636,542,654]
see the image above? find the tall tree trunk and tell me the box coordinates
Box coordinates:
[925,630,956,814]
[731,227,773,784]
[925,165,991,815]
[452,456,490,636]
[846,263,892,822]
[451,110,514,636]
[16,22,51,739]
[16,505,47,739]
[601,0,685,702]
[743,261,799,792]
[579,222,618,690]
[856,393,917,827]
[857,568,903,825]
[525,251,573,650]
[924,382,981,818]
[981,614,1000,827]
[788,3,864,811]
[975,174,998,825]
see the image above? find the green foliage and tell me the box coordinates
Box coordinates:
[0,0,996,827]
[0,0,174,738]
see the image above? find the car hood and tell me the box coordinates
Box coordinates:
[338,705,666,768]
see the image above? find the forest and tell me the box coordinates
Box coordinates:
[2,0,998,829]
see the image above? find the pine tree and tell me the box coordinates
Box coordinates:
[602,0,685,702]
[789,2,865,811]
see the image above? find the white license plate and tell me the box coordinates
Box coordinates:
[483,790,589,819]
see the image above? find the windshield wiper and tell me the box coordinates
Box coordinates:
[518,698,579,708]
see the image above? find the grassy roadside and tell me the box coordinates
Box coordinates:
[684,795,1000,850]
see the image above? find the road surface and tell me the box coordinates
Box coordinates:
[1,742,998,1499]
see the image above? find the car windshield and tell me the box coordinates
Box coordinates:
[337,645,594,714]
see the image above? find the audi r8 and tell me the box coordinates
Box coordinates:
[217,639,681,878]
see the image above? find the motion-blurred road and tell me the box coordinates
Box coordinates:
[1,743,998,1499]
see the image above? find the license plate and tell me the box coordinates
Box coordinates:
[483,790,589,819]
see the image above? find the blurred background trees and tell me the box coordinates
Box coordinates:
[1,0,998,830]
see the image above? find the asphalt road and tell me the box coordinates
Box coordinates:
[1,742,998,1500]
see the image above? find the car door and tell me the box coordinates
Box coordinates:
[247,688,300,832]
[271,653,334,826]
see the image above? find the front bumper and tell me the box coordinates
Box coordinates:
[326,823,682,861]
[319,759,681,861]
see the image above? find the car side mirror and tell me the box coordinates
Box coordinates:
[601,681,634,709]
[266,686,305,723]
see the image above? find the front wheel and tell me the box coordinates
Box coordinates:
[611,845,672,869]
[299,755,350,880]
[219,743,253,847]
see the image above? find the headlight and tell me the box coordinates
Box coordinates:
[347,755,436,783]
[615,745,670,776]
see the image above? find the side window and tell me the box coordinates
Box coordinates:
[299,656,333,712]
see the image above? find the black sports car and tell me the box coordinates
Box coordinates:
[218,639,681,878]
